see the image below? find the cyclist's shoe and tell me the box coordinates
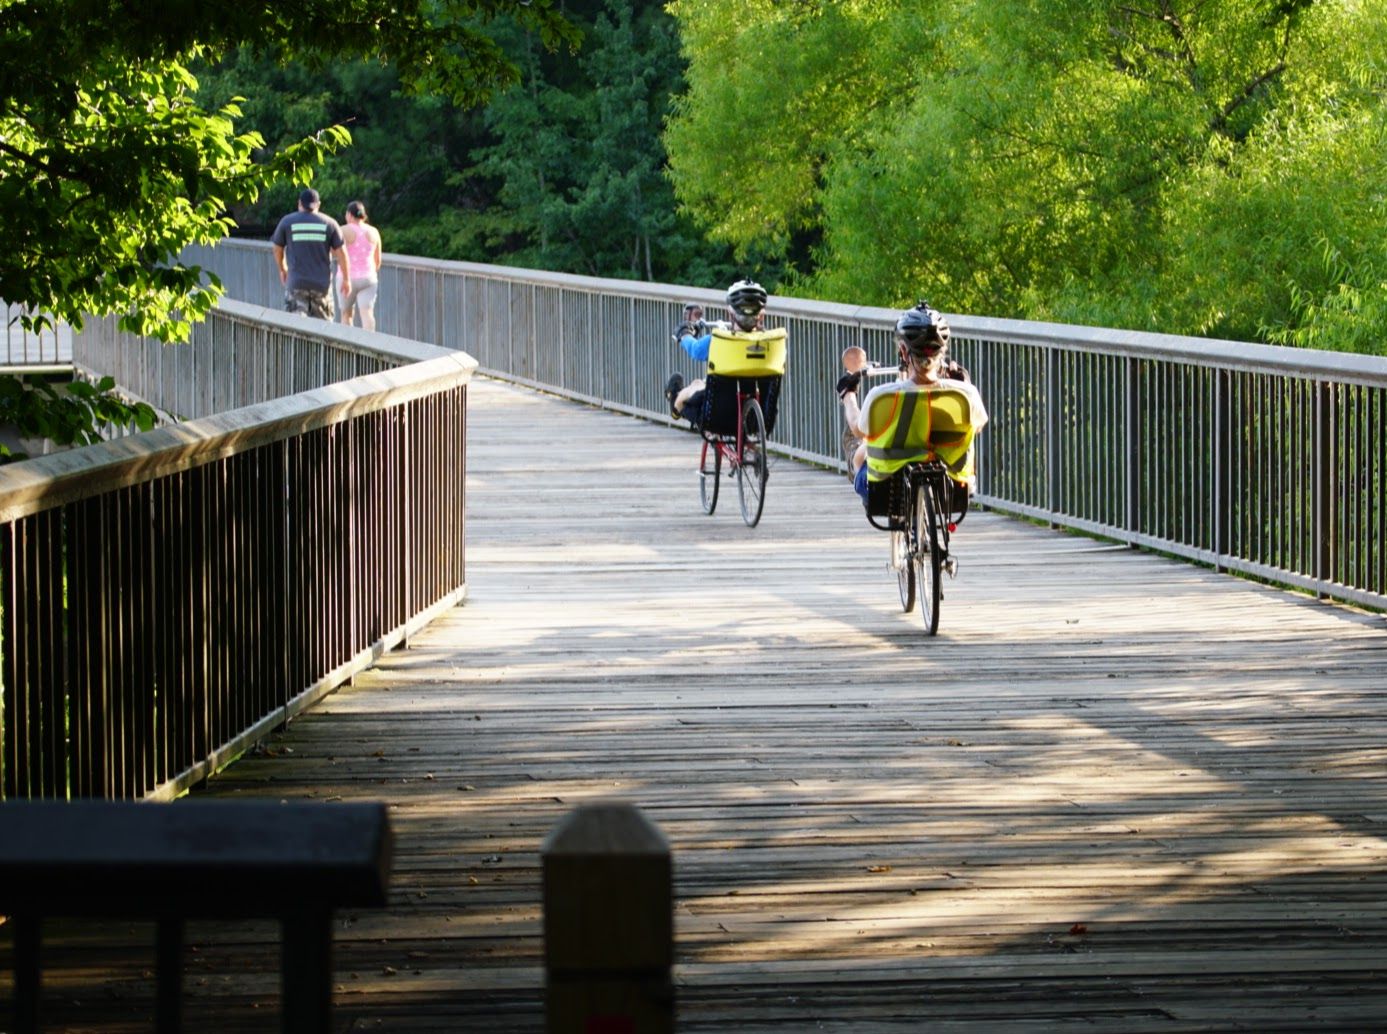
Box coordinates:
[664,372,685,417]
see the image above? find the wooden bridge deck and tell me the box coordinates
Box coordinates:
[14,376,1387,1031]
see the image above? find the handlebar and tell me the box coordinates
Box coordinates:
[859,361,902,381]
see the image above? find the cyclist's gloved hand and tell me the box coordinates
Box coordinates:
[836,370,862,398]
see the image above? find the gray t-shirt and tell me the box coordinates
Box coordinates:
[270,211,344,293]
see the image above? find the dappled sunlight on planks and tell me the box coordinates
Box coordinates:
[29,377,1382,1032]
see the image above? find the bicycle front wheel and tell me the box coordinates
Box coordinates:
[892,526,915,612]
[841,424,859,483]
[699,438,721,515]
[737,397,768,527]
[912,475,942,635]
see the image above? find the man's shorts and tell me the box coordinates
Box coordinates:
[285,288,332,320]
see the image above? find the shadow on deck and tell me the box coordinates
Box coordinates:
[9,376,1387,1033]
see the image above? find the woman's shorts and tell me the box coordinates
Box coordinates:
[344,276,379,315]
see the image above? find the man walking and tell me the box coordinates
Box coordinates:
[271,188,350,319]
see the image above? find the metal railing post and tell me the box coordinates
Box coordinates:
[1313,380,1337,597]
[1046,346,1061,525]
[1124,357,1141,539]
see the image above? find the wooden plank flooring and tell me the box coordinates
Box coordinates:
[10,376,1387,1031]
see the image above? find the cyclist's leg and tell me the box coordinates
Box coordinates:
[675,382,707,426]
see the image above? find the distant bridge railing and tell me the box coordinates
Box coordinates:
[191,239,1387,612]
[0,300,475,801]
[1,301,72,372]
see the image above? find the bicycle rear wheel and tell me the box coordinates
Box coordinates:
[912,475,942,635]
[699,439,720,515]
[892,526,915,611]
[737,397,768,527]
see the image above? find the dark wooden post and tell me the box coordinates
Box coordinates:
[542,803,673,1034]
[0,801,391,1034]
[155,918,184,1034]
[281,910,334,1034]
[14,914,40,1034]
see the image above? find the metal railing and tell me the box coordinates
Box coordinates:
[189,239,1387,611]
[0,300,475,800]
[1,301,72,371]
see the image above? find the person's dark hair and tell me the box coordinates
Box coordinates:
[346,200,367,220]
[895,301,950,360]
[725,278,767,331]
[298,188,321,210]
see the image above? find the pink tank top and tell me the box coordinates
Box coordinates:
[345,226,377,279]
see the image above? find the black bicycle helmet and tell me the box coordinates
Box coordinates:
[725,278,767,331]
[895,301,950,358]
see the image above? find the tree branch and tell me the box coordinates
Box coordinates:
[1210,61,1286,135]
[0,136,53,176]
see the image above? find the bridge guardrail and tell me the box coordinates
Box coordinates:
[0,299,475,801]
[1,301,72,372]
[185,240,1387,612]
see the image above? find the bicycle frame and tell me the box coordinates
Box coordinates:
[699,380,761,470]
[695,377,772,527]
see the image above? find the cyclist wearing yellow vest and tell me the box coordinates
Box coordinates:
[841,302,988,502]
[664,279,768,426]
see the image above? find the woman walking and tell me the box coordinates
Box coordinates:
[340,200,383,330]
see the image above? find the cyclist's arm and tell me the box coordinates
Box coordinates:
[678,331,712,361]
[842,389,863,436]
[855,380,894,437]
[959,381,989,430]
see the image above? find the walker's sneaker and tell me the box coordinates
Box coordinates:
[664,372,685,418]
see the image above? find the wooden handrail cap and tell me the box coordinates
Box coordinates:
[0,800,393,917]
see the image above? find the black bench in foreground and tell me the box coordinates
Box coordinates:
[0,799,392,1034]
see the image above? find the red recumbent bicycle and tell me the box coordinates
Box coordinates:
[694,327,787,528]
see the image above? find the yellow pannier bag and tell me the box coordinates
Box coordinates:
[706,326,787,377]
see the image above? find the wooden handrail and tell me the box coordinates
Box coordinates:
[0,800,392,1033]
[0,307,477,803]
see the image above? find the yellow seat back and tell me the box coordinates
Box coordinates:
[706,327,787,377]
[864,385,977,481]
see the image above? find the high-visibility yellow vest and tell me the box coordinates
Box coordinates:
[864,385,978,483]
[707,326,787,377]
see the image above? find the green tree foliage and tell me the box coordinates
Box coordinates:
[666,0,1387,353]
[469,0,758,283]
[192,53,493,257]
[665,0,909,274]
[0,0,575,453]
[0,376,156,462]
[193,1,750,284]
[0,0,576,339]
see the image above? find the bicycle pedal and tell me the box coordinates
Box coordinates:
[943,557,959,579]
